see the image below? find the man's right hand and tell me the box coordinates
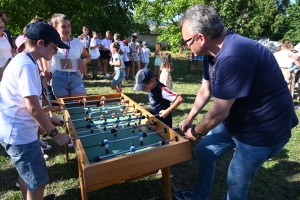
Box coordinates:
[53,133,71,146]
[180,118,192,132]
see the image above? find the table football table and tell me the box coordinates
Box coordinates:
[60,93,192,200]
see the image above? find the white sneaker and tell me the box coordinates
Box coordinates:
[16,181,19,188]
[43,154,49,160]
[104,74,110,78]
[40,139,52,151]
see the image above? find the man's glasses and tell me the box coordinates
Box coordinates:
[0,26,4,29]
[181,34,198,47]
[48,43,58,53]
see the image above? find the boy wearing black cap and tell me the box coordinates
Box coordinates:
[133,68,183,127]
[0,22,71,200]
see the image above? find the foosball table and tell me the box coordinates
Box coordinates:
[60,93,192,200]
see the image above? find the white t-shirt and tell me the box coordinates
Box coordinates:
[90,38,100,59]
[274,49,295,68]
[117,40,125,51]
[51,38,84,72]
[141,47,151,63]
[101,38,112,50]
[80,34,90,48]
[123,46,130,62]
[0,33,13,68]
[112,53,125,71]
[0,53,42,145]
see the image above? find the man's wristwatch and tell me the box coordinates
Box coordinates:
[191,126,201,138]
[47,128,58,137]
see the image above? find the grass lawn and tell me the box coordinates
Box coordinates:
[0,53,300,200]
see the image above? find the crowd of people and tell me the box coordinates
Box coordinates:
[0,4,299,200]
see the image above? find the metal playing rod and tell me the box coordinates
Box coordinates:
[72,123,151,139]
[83,129,163,149]
[92,138,176,162]
[63,97,123,105]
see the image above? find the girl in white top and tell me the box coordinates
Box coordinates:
[0,19,13,78]
[89,31,101,79]
[109,42,125,93]
[78,26,90,50]
[45,13,91,98]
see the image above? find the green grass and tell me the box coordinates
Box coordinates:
[0,53,300,200]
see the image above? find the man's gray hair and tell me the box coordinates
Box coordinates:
[181,4,224,39]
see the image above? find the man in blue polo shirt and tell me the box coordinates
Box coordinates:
[174,4,298,200]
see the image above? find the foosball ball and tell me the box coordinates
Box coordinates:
[60,93,192,200]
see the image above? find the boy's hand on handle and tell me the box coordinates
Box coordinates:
[53,133,71,146]
[159,109,171,118]
[180,118,192,132]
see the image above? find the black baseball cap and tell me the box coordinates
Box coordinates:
[133,69,154,91]
[26,22,69,49]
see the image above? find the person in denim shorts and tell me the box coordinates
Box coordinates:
[109,42,126,93]
[46,13,91,98]
[0,22,71,200]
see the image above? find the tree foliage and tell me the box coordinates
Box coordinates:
[0,0,143,38]
[134,0,295,52]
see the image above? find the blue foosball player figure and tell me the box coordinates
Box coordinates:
[119,104,124,112]
[127,115,132,126]
[102,119,108,131]
[139,130,144,145]
[130,143,136,153]
[87,107,92,118]
[86,122,96,133]
[104,136,109,153]
[104,106,108,115]
[115,117,120,128]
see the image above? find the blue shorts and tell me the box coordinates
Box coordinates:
[52,70,86,97]
[1,140,48,190]
[111,70,126,86]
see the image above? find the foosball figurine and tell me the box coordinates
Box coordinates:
[130,143,136,153]
[85,116,92,121]
[139,130,144,145]
[119,104,124,112]
[115,117,120,128]
[104,106,108,115]
[148,120,157,130]
[132,123,138,133]
[86,122,95,133]
[103,119,108,131]
[111,112,116,119]
[122,111,127,117]
[104,136,109,153]
[127,115,132,126]
[100,114,104,120]
[85,107,92,117]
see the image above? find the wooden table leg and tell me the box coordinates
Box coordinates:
[161,167,172,200]
[65,126,69,162]
[78,158,88,200]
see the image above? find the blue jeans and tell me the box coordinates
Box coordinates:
[1,140,48,190]
[192,123,289,200]
[52,71,86,97]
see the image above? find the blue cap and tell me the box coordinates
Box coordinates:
[26,22,70,49]
[133,69,154,91]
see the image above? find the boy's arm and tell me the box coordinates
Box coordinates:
[159,95,184,118]
[25,96,70,146]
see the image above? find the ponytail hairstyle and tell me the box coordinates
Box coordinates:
[111,42,123,55]
[49,13,69,27]
[162,53,172,69]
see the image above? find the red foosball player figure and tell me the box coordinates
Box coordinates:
[134,109,140,114]
[100,114,104,120]
[111,112,116,119]
[148,120,157,130]
[122,111,127,117]
[132,123,138,133]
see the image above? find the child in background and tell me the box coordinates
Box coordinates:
[140,41,151,69]
[129,36,141,79]
[159,53,173,89]
[154,43,163,78]
[122,39,131,79]
[133,69,183,127]
[89,31,101,79]
[109,42,126,93]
